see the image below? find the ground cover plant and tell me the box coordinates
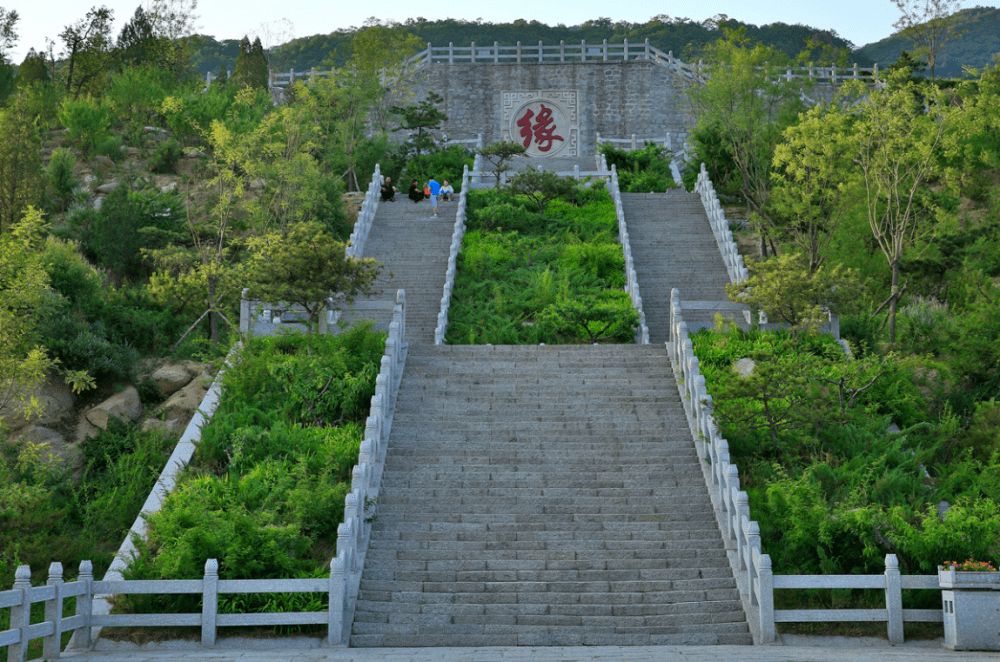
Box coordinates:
[445,181,638,344]
[116,325,385,621]
[692,322,1000,618]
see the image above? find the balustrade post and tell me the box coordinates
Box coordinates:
[744,519,760,578]
[494,42,500,64]
[10,565,31,662]
[758,554,776,642]
[603,39,608,61]
[644,38,650,59]
[337,522,354,576]
[538,40,543,63]
[77,561,93,648]
[516,41,521,63]
[328,555,345,645]
[885,554,904,644]
[560,40,565,61]
[201,559,218,646]
[581,40,586,61]
[43,562,64,660]
[448,42,454,64]
[623,38,629,60]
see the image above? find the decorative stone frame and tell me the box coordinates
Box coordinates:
[501,90,579,157]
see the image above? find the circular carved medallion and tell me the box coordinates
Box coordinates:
[509,98,571,157]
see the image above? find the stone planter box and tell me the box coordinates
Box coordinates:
[938,566,1000,650]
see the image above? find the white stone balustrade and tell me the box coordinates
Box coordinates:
[667,288,941,643]
[435,166,471,344]
[609,165,649,344]
[345,165,383,260]
[694,163,749,285]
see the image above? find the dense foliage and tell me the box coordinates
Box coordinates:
[446,183,638,344]
[120,326,384,615]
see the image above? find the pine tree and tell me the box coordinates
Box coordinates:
[231,35,268,88]
[231,35,253,87]
[16,49,50,87]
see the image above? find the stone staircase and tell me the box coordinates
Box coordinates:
[350,345,750,647]
[621,192,735,343]
[345,196,456,343]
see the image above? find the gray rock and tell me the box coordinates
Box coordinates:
[183,148,206,158]
[732,358,755,378]
[92,155,115,170]
[93,196,103,211]
[15,426,82,470]
[160,181,178,193]
[160,371,212,426]
[141,417,185,438]
[149,364,195,397]
[96,181,119,194]
[86,386,143,430]
[125,146,141,157]
[938,500,951,520]
[0,374,76,432]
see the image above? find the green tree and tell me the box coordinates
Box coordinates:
[686,27,804,257]
[892,0,965,79]
[478,141,526,188]
[59,6,115,99]
[245,221,382,329]
[0,102,43,234]
[769,103,855,274]
[390,91,448,156]
[726,252,862,333]
[508,170,577,214]
[116,6,162,68]
[0,7,18,101]
[15,49,50,88]
[847,70,951,344]
[231,36,267,88]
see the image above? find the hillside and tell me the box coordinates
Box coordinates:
[186,16,871,76]
[858,6,1000,77]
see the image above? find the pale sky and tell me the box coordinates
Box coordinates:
[7,0,995,62]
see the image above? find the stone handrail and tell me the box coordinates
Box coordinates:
[2,293,409,657]
[434,166,471,344]
[609,164,649,344]
[468,167,611,189]
[470,134,484,187]
[694,162,748,284]
[345,165,382,260]
[667,290,939,644]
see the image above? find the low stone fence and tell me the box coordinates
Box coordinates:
[667,290,941,643]
[2,293,408,657]
[609,164,649,344]
[434,166,471,344]
[345,165,382,260]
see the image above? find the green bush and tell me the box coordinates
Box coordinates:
[58,96,113,158]
[149,138,182,174]
[403,145,474,190]
[46,147,78,212]
[94,134,124,162]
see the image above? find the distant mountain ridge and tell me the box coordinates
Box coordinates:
[858,6,1000,77]
[185,16,872,76]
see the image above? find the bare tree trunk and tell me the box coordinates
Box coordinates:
[208,274,219,346]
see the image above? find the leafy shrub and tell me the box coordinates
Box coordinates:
[94,134,124,162]
[46,148,78,212]
[403,145,473,190]
[58,96,113,157]
[600,142,676,192]
[149,138,182,174]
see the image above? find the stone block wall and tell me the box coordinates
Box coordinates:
[405,61,692,155]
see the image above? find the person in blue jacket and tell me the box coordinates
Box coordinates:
[428,176,441,218]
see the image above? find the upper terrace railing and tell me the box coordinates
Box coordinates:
[256,41,880,89]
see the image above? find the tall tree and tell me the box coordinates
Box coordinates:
[0,103,43,234]
[686,27,804,258]
[117,6,160,68]
[231,35,267,88]
[16,49,51,88]
[848,69,951,344]
[892,0,965,79]
[59,6,114,99]
[0,7,17,100]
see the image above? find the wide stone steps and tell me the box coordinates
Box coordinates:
[351,344,749,647]
[620,192,735,342]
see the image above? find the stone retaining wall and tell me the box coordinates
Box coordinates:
[406,61,691,155]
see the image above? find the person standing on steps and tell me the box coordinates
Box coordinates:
[428,176,441,218]
[407,179,423,203]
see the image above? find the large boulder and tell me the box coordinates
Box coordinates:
[159,370,213,428]
[0,374,76,433]
[86,386,143,430]
[141,417,186,439]
[148,361,209,397]
[16,426,82,472]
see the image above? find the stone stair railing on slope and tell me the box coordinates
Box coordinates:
[1,294,408,657]
[693,163,749,285]
[345,165,383,260]
[667,288,942,645]
[609,164,650,344]
[434,165,471,344]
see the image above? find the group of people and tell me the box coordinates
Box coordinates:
[380,176,454,218]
